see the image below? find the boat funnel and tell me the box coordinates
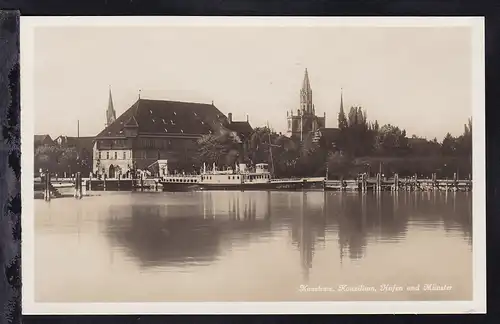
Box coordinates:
[239,163,247,173]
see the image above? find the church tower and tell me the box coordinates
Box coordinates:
[286,68,325,139]
[300,68,313,114]
[106,87,117,127]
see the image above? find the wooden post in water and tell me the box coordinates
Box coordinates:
[362,174,367,192]
[74,172,82,199]
[453,172,458,191]
[103,174,107,191]
[74,173,78,198]
[140,172,144,191]
[432,173,437,191]
[82,177,87,196]
[44,172,51,202]
[79,172,83,198]
[376,173,381,192]
[88,174,92,191]
[117,173,121,191]
[394,173,399,191]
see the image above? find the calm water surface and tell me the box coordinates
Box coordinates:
[35,191,472,302]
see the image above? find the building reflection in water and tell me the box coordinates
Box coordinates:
[104,190,472,273]
[105,191,273,268]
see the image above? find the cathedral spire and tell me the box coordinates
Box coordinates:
[300,68,313,113]
[106,86,116,127]
[302,68,311,91]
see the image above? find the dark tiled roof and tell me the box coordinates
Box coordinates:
[317,128,340,139]
[226,121,253,136]
[34,134,54,146]
[96,99,231,138]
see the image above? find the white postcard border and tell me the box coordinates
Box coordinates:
[20,16,486,315]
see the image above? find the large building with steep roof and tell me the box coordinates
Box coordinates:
[93,90,253,178]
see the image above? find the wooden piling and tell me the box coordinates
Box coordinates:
[88,174,92,191]
[117,174,121,191]
[103,174,107,191]
[74,172,82,199]
[140,173,144,191]
[44,172,51,202]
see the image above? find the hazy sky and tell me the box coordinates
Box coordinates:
[33,25,472,140]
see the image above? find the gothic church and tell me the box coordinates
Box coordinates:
[286,68,326,139]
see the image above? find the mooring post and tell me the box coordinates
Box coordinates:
[362,174,367,192]
[394,173,398,191]
[140,173,144,191]
[82,175,87,197]
[74,172,80,199]
[103,174,107,191]
[44,171,51,202]
[89,174,92,191]
[376,173,381,192]
[117,173,121,191]
[79,172,83,198]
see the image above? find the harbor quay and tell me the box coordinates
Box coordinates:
[34,170,472,201]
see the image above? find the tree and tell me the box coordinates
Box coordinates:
[441,132,458,156]
[195,132,240,168]
[375,124,409,156]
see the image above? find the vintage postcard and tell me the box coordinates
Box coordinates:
[21,16,485,314]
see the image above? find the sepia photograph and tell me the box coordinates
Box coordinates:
[21,17,485,314]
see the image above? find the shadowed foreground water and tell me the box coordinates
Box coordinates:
[35,191,472,302]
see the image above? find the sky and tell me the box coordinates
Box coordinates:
[33,24,473,140]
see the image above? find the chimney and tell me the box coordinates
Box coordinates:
[228,113,232,123]
[246,114,249,122]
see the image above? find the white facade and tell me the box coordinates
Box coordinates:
[92,142,133,178]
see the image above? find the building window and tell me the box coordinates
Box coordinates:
[123,151,126,160]
[114,152,117,160]
[106,152,109,159]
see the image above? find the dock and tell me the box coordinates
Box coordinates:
[324,173,472,192]
[35,171,471,201]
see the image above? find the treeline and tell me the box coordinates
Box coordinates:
[193,106,472,179]
[34,144,92,176]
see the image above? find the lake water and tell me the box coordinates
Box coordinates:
[34,190,472,302]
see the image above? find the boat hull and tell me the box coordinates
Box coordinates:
[198,180,324,191]
[161,182,200,192]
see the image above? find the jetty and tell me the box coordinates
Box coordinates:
[35,170,471,201]
[324,173,472,192]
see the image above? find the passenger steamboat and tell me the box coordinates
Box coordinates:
[160,162,324,191]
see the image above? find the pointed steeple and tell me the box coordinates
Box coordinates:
[302,68,311,91]
[340,88,344,114]
[106,86,117,127]
[338,88,348,129]
[300,68,313,114]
